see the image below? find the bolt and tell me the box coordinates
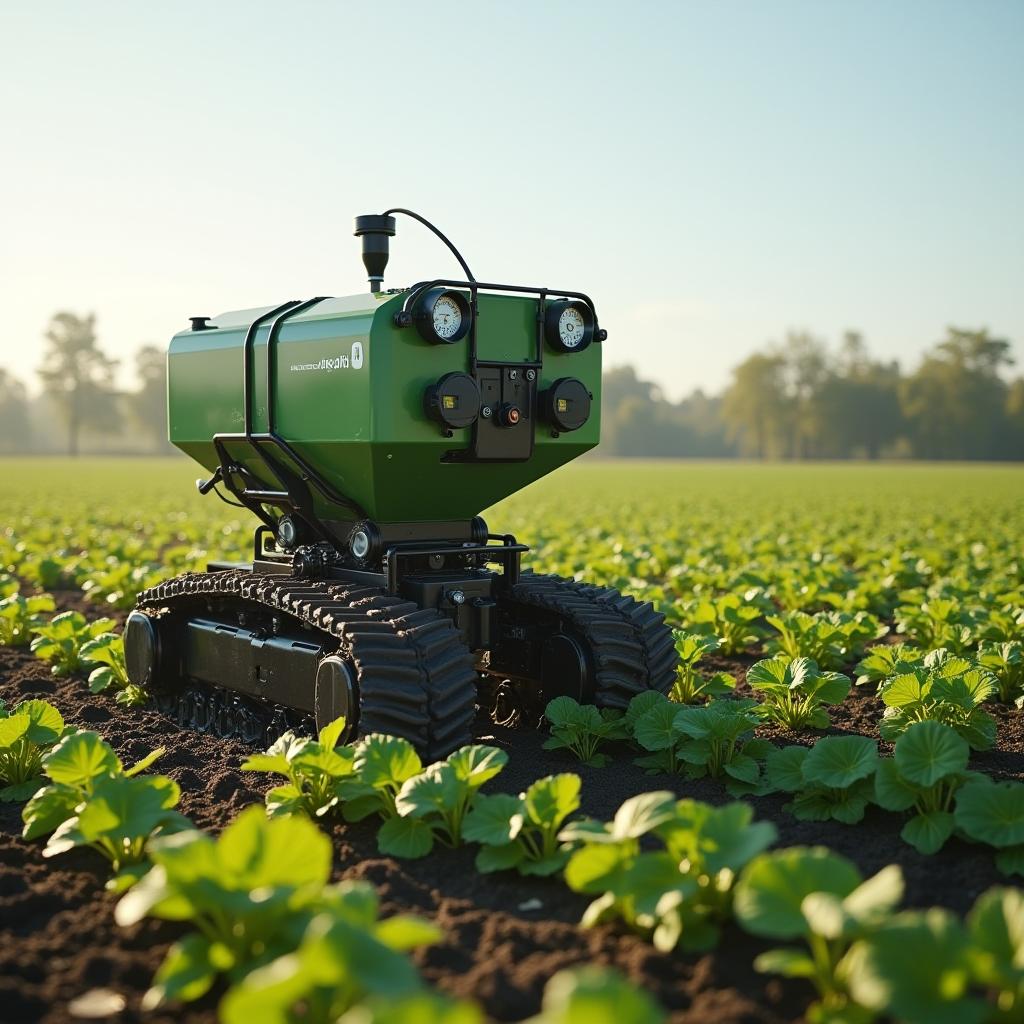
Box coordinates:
[526,369,537,381]
[450,589,466,605]
[481,406,493,419]
[509,369,518,381]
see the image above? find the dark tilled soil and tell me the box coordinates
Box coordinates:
[1,630,1021,1024]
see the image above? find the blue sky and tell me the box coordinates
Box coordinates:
[1,0,1021,399]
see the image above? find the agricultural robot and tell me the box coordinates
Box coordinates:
[123,211,677,758]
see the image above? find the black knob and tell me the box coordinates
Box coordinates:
[190,316,214,331]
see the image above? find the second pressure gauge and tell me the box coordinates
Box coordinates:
[545,299,595,353]
[413,287,472,345]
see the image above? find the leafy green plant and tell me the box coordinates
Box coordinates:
[217,882,441,1024]
[336,733,423,823]
[747,657,851,730]
[879,649,998,750]
[896,597,977,653]
[669,631,734,703]
[117,808,435,1012]
[543,696,627,767]
[79,631,148,706]
[464,772,581,876]
[631,694,772,795]
[0,698,65,800]
[44,771,190,872]
[735,847,903,1022]
[842,908,985,1024]
[22,730,165,844]
[766,736,878,824]
[0,591,56,647]
[561,792,776,952]
[241,717,354,820]
[965,887,1024,1020]
[522,967,666,1024]
[977,641,1024,707]
[382,745,508,858]
[680,591,768,654]
[30,610,116,676]
[854,642,924,688]
[954,777,1024,877]
[873,720,979,854]
[764,611,848,668]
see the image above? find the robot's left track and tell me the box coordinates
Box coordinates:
[132,570,479,761]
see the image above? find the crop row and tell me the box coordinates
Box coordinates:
[3,698,1022,1022]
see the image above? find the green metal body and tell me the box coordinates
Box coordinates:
[167,290,602,524]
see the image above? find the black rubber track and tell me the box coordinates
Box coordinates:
[136,570,478,761]
[507,571,678,707]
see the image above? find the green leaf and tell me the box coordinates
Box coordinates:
[142,933,220,1008]
[766,746,808,793]
[43,731,120,788]
[528,966,665,1024]
[995,846,1024,877]
[633,702,680,752]
[396,764,461,820]
[475,842,525,874]
[893,721,969,787]
[445,744,508,789]
[872,758,918,812]
[842,864,904,926]
[21,783,80,839]
[17,699,64,743]
[463,793,524,846]
[545,695,585,728]
[841,909,985,1024]
[0,714,29,749]
[524,773,581,828]
[125,747,165,777]
[564,843,631,894]
[954,778,1024,848]
[753,947,818,978]
[901,812,955,855]
[355,734,422,789]
[317,715,348,750]
[966,887,1024,993]
[377,815,435,858]
[735,847,862,939]
[801,736,877,789]
[217,804,332,888]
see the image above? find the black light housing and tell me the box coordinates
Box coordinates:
[425,372,481,434]
[353,214,397,292]
[541,377,592,433]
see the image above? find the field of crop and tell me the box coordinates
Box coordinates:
[1,457,1023,1023]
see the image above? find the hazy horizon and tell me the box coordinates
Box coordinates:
[2,0,1022,401]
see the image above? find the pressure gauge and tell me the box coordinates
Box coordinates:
[544,299,595,353]
[432,294,463,340]
[412,287,472,344]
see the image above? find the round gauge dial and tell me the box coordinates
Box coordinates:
[544,299,595,353]
[558,306,587,349]
[412,287,472,344]
[432,294,463,340]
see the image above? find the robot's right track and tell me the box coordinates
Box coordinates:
[136,569,480,761]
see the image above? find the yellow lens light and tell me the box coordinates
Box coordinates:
[443,395,457,409]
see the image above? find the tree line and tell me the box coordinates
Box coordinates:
[603,327,1023,461]
[0,312,1021,460]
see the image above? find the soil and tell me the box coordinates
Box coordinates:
[1,612,1020,1024]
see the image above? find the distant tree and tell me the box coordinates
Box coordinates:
[901,327,1013,459]
[37,312,120,455]
[722,352,790,457]
[782,331,830,458]
[129,344,169,449]
[816,332,904,458]
[0,369,30,452]
[1005,378,1024,459]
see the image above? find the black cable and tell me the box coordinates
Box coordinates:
[212,485,248,510]
[383,208,476,282]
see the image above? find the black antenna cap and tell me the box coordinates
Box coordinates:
[354,214,396,292]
